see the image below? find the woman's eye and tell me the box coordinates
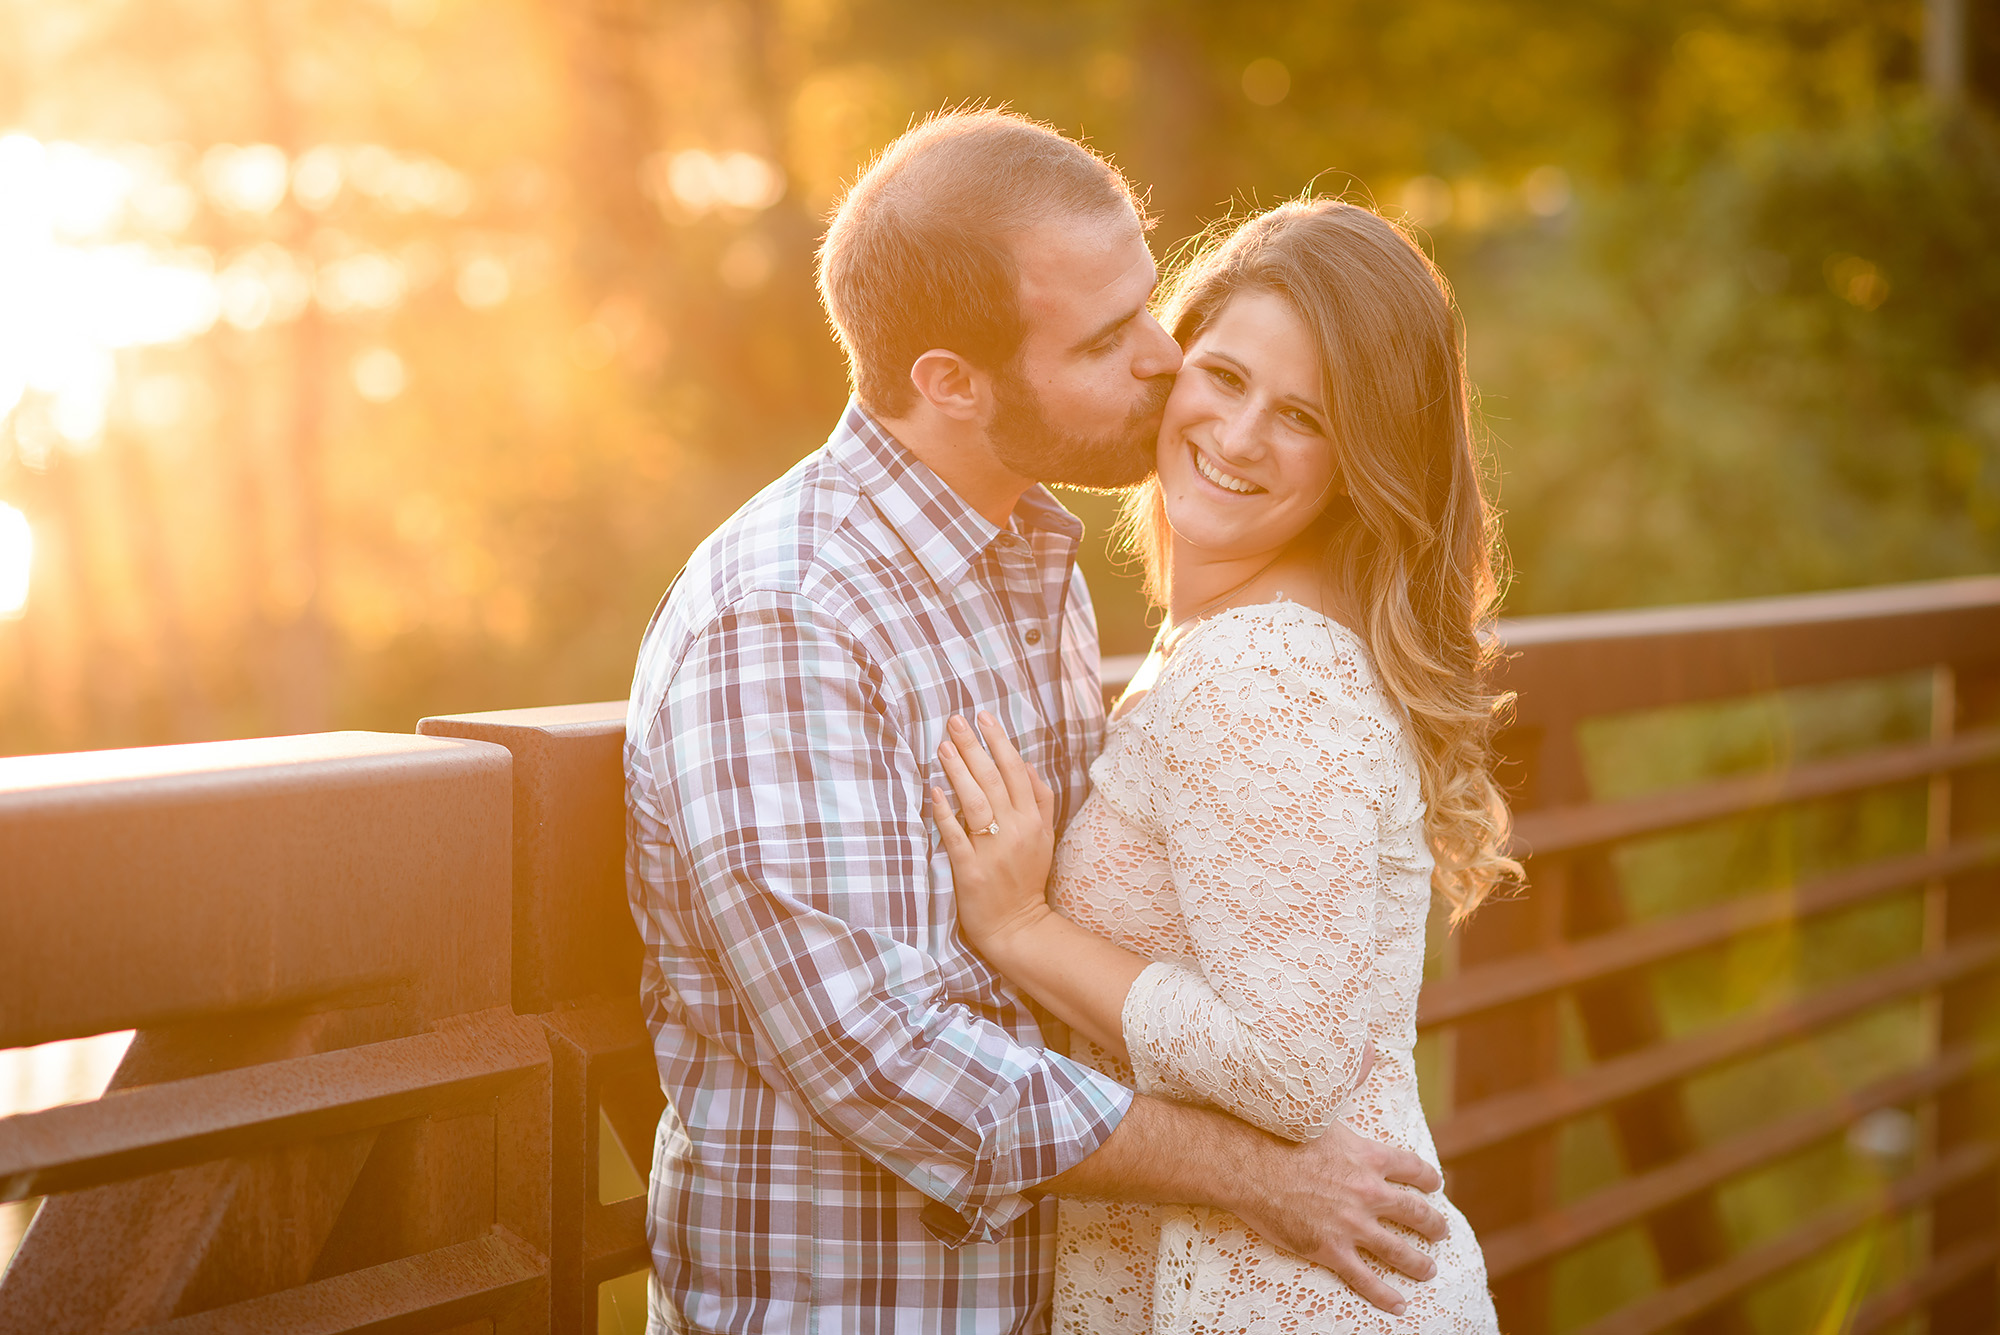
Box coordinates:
[1205,365,1242,389]
[1287,410,1323,433]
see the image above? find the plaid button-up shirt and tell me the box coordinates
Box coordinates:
[625,401,1132,1335]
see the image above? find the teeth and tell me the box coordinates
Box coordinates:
[1194,447,1259,494]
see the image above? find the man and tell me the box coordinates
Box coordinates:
[625,109,1446,1334]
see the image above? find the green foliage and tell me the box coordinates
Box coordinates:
[1474,108,2000,613]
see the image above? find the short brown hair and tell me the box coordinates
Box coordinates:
[816,109,1146,416]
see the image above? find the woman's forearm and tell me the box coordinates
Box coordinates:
[982,909,1150,1061]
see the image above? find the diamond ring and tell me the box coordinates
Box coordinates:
[975,822,1000,836]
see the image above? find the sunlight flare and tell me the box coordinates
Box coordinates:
[0,502,31,618]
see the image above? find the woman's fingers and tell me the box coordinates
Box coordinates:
[936,734,997,832]
[946,716,1017,820]
[974,711,1037,812]
[929,786,975,860]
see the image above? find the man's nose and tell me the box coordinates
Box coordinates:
[1130,312,1182,379]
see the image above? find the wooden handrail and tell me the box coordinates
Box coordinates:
[1509,727,2000,857]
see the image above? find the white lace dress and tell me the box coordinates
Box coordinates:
[1049,601,1497,1335]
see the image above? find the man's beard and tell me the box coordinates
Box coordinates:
[988,364,1170,491]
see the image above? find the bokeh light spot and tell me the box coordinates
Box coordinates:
[1242,58,1290,107]
[456,254,512,309]
[1522,165,1572,217]
[352,347,407,402]
[1397,176,1454,227]
[292,146,344,211]
[1826,253,1889,310]
[201,144,290,215]
[643,149,786,219]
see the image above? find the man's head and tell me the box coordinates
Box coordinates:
[817,110,1181,491]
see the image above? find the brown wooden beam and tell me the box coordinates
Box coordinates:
[1435,933,2000,1159]
[1419,837,2000,1029]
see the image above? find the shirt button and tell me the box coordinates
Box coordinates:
[1024,628,1043,646]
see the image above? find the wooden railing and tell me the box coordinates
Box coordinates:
[1444,576,2000,1333]
[1,575,1996,1332]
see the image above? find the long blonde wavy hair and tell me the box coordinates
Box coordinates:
[1117,196,1522,921]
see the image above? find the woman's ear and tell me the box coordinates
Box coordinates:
[907,348,989,422]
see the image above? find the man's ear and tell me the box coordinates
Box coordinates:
[907,348,990,422]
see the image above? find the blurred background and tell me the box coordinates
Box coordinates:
[0,0,1995,759]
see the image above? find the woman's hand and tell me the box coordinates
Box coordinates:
[930,712,1060,959]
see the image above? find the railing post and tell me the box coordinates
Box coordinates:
[1450,719,1567,1332]
[1562,842,1747,1335]
[1931,660,2000,1329]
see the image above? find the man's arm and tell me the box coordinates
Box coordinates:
[1042,1095,1447,1318]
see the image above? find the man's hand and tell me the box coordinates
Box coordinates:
[1226,1119,1447,1316]
[1042,1097,1450,1317]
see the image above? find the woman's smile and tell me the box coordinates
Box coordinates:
[1189,443,1265,495]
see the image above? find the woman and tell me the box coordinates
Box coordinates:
[929,197,1519,1333]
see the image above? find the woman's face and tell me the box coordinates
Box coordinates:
[1155,289,1340,564]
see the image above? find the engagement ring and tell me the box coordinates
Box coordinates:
[976,822,1000,836]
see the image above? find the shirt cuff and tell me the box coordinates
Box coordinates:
[920,1054,1134,1248]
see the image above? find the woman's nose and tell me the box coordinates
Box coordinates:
[1212,401,1268,464]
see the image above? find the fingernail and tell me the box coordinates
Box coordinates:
[1392,1305,1406,1317]
[977,710,995,726]
[949,715,970,734]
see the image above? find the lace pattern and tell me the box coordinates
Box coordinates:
[1049,601,1498,1334]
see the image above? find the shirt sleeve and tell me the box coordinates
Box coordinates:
[631,588,1130,1244]
[1120,660,1384,1142]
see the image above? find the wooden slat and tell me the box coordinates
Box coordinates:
[0,1011,548,1202]
[1510,728,2000,859]
[1572,1142,1998,1335]
[1480,1043,2000,1279]
[131,1227,547,1335]
[1434,935,2000,1160]
[1847,1234,2000,1335]
[1419,838,2000,1030]
[586,1195,650,1283]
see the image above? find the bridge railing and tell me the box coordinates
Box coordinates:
[2,575,1997,1333]
[1444,576,2000,1333]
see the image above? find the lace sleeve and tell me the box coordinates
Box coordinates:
[1121,656,1386,1142]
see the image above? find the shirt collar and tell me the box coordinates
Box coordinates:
[828,398,1083,589]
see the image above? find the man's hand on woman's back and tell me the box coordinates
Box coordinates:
[1040,1095,1447,1317]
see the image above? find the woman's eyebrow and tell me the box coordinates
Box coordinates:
[1201,347,1328,419]
[1282,391,1330,420]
